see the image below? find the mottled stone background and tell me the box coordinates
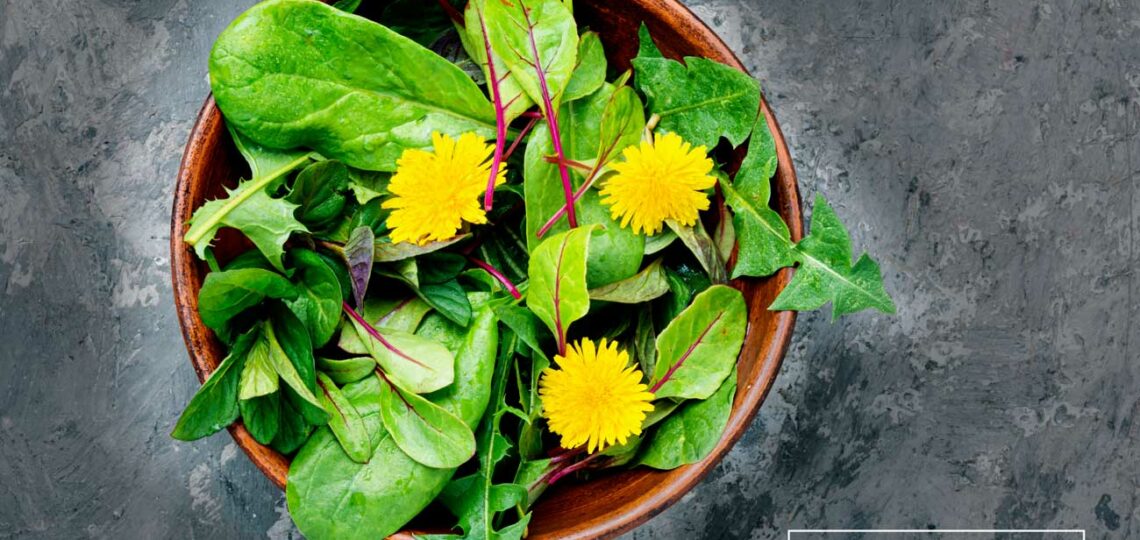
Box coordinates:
[1,0,1137,538]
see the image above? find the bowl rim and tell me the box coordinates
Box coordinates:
[170,1,802,537]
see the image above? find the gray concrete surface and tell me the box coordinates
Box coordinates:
[1,0,1137,538]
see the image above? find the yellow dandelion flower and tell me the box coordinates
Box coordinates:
[382,132,507,245]
[599,131,716,235]
[539,338,655,453]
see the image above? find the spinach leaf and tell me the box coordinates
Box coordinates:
[364,296,433,333]
[316,373,372,463]
[562,31,606,102]
[526,227,593,351]
[287,309,498,540]
[379,377,477,469]
[264,316,329,424]
[317,356,375,385]
[210,0,495,171]
[372,234,469,263]
[638,371,736,470]
[184,163,310,271]
[238,334,278,400]
[287,160,349,230]
[239,392,280,445]
[286,249,343,347]
[632,24,760,149]
[171,329,256,441]
[342,313,456,394]
[345,225,375,310]
[650,285,746,400]
[769,195,895,316]
[491,304,551,362]
[376,265,473,327]
[197,268,298,335]
[588,258,669,303]
[271,394,314,455]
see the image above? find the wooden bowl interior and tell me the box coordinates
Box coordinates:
[170,1,802,538]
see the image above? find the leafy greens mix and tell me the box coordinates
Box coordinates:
[173,0,895,538]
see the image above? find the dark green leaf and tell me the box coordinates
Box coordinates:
[197,269,298,335]
[636,23,664,60]
[588,258,670,303]
[634,306,657,376]
[316,373,372,463]
[171,329,256,441]
[210,0,495,171]
[286,249,343,347]
[492,304,551,362]
[770,195,896,316]
[271,393,314,454]
[288,160,349,229]
[264,318,328,424]
[418,253,467,284]
[651,285,746,400]
[421,280,473,328]
[639,371,736,469]
[240,392,280,445]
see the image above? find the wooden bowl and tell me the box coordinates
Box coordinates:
[171,1,803,538]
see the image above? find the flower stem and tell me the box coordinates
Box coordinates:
[468,256,522,300]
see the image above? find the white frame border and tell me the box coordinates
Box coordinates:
[788,530,1086,540]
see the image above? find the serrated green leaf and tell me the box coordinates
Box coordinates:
[632,27,760,149]
[651,285,746,400]
[770,196,895,316]
[228,124,311,180]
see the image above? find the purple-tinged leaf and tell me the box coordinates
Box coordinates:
[345,226,374,309]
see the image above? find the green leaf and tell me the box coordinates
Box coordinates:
[171,329,256,441]
[379,378,476,468]
[632,27,760,149]
[287,309,498,540]
[372,234,469,263]
[643,229,678,255]
[484,0,578,112]
[376,265,472,327]
[588,258,670,303]
[362,296,433,333]
[228,124,311,180]
[197,268,298,335]
[660,261,712,323]
[286,249,343,347]
[264,319,328,424]
[330,0,360,13]
[461,0,532,123]
[638,371,736,470]
[239,333,278,400]
[317,356,375,385]
[563,31,606,102]
[636,23,664,60]
[345,225,375,309]
[342,316,456,394]
[651,285,746,400]
[316,373,372,463]
[526,227,593,346]
[634,306,657,376]
[184,167,311,271]
[240,392,280,445]
[667,219,728,284]
[491,304,551,362]
[346,168,390,204]
[770,195,895,316]
[287,160,349,229]
[271,394,314,454]
[210,0,495,171]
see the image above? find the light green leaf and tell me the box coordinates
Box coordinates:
[210,0,495,171]
[667,220,728,284]
[228,124,311,180]
[316,372,372,463]
[373,234,469,263]
[770,195,895,316]
[588,258,670,303]
[264,321,327,422]
[651,285,746,400]
[185,169,310,271]
[563,31,606,102]
[484,0,578,112]
[317,356,375,385]
[526,227,594,345]
[379,377,476,469]
[343,316,456,394]
[632,26,760,149]
[239,334,278,400]
[639,371,736,470]
[462,0,533,122]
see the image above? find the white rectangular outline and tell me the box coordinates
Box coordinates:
[788,530,1085,540]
